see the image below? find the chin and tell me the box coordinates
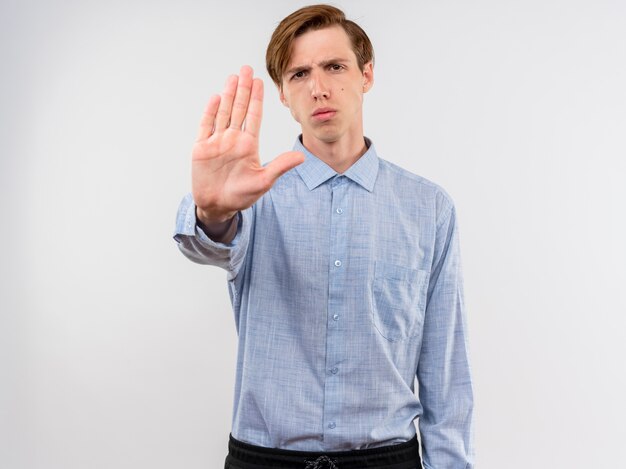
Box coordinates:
[312,127,342,143]
[315,134,340,144]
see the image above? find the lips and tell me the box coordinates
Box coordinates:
[312,107,337,120]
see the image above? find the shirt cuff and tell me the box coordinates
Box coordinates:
[174,193,243,248]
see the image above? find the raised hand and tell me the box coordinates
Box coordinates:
[192,65,305,226]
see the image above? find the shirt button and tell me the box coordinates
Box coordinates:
[336,208,343,214]
[332,314,339,321]
[331,367,338,374]
[328,422,336,429]
[334,260,342,267]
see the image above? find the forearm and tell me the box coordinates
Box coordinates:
[417,312,474,469]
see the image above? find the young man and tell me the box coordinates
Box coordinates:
[174,5,474,469]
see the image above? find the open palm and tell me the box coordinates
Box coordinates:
[192,66,304,224]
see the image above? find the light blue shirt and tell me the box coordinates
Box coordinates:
[173,137,474,468]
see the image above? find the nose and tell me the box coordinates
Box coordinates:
[309,71,330,100]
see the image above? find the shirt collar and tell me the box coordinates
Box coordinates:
[293,136,380,192]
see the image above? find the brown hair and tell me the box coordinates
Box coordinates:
[266,4,374,88]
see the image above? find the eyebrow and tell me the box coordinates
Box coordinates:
[284,57,350,76]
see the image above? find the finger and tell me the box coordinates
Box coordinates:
[229,65,253,129]
[244,78,264,138]
[262,151,306,185]
[215,74,238,131]
[196,94,221,141]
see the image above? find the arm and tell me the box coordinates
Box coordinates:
[173,65,304,272]
[417,201,474,469]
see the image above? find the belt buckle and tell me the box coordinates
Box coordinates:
[303,455,339,468]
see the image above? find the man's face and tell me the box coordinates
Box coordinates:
[279,26,373,146]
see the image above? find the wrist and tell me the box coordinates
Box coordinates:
[195,207,238,241]
[196,207,237,226]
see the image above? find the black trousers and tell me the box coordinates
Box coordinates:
[224,434,422,469]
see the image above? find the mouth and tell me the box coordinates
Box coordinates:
[312,108,337,121]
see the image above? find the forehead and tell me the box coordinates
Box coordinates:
[287,25,356,66]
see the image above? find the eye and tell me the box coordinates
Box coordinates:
[329,64,344,71]
[292,70,307,80]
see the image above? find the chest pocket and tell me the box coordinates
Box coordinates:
[371,261,429,342]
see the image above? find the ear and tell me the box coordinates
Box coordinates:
[279,85,289,107]
[362,61,374,93]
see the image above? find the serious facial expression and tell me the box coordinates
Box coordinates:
[279,26,374,146]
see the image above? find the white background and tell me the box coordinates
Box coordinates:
[1,1,625,468]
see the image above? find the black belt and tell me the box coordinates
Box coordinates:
[226,433,422,469]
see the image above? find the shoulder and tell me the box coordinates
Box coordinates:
[377,157,455,220]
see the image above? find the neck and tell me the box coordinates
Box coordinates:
[301,133,368,174]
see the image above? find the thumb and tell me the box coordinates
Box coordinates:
[262,151,306,185]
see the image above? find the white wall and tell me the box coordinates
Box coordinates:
[1,1,625,468]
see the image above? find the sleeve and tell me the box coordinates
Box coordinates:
[417,201,475,469]
[172,193,252,281]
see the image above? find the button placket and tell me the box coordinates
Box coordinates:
[323,176,349,443]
